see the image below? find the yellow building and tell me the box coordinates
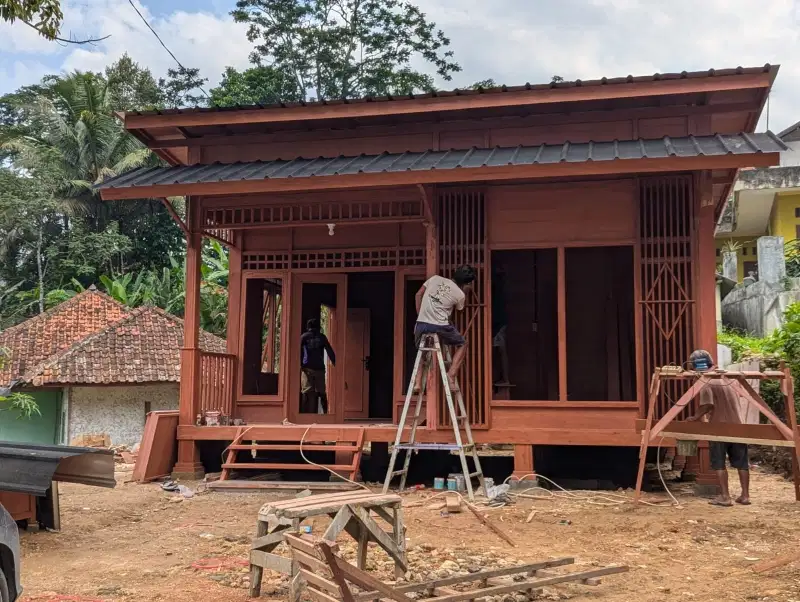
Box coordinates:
[715,121,800,281]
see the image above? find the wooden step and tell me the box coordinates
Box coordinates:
[231,443,361,451]
[222,462,355,471]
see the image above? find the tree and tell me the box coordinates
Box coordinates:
[210,66,303,107]
[231,0,461,101]
[105,54,162,112]
[159,66,209,108]
[0,347,39,418]
[0,0,107,43]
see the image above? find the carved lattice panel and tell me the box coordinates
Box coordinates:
[204,199,423,229]
[639,175,696,419]
[242,247,424,271]
[438,188,488,428]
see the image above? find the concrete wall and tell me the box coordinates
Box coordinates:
[67,383,179,447]
[721,278,800,337]
[715,237,759,282]
[769,192,800,243]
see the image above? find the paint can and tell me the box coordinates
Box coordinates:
[204,410,221,427]
[446,477,457,491]
[433,477,445,490]
[483,477,495,491]
[449,474,466,492]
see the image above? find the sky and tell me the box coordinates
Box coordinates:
[2,0,800,133]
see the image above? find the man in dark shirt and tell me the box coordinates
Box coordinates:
[300,318,336,413]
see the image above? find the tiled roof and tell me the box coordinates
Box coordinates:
[97,133,787,192]
[0,289,128,386]
[0,288,227,387]
[124,65,776,116]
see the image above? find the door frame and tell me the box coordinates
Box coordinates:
[288,273,348,424]
[344,307,371,420]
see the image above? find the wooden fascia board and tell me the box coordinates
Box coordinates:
[99,152,780,201]
[124,73,774,131]
[143,101,761,150]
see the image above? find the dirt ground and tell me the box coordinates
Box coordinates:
[16,468,800,602]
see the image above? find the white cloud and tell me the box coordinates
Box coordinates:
[57,0,252,88]
[3,0,800,132]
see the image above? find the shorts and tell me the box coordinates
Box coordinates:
[301,368,326,394]
[414,322,465,348]
[709,441,749,471]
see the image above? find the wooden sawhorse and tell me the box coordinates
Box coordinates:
[634,367,800,503]
[248,491,406,599]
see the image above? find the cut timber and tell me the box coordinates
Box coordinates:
[207,480,360,492]
[465,503,515,547]
[751,553,800,573]
[219,426,365,482]
[445,495,462,513]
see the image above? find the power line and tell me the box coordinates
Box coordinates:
[126,0,210,100]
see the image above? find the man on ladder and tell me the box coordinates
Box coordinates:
[412,265,477,392]
[384,265,485,500]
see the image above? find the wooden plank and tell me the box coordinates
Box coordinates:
[249,520,269,598]
[323,506,354,541]
[730,379,795,440]
[464,503,515,546]
[288,548,334,577]
[318,541,357,602]
[635,419,792,443]
[278,495,402,517]
[660,431,795,447]
[351,506,407,569]
[222,462,356,471]
[286,533,338,557]
[425,566,629,602]
[306,588,341,602]
[299,568,343,596]
[227,444,359,451]
[250,549,293,574]
[751,553,800,573]
[251,526,291,550]
[266,491,384,510]
[209,480,359,492]
[334,556,413,602]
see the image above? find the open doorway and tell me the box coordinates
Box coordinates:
[299,282,338,415]
[242,277,283,396]
[565,246,636,401]
[345,272,395,421]
[490,250,559,400]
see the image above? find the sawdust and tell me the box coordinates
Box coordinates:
[16,468,800,602]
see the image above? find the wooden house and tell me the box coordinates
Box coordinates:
[99,65,784,486]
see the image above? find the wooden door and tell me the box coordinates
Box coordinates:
[344,308,371,419]
[288,274,348,424]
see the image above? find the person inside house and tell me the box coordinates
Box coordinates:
[413,265,477,392]
[300,318,336,414]
[686,349,755,507]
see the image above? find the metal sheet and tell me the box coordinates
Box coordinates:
[95,132,787,193]
[0,442,116,496]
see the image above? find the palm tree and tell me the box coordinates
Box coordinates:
[1,71,151,226]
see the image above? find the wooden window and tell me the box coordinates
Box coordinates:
[743,261,759,280]
[795,207,800,218]
[796,224,800,240]
[716,248,721,257]
[241,277,284,396]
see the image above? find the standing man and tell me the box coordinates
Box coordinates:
[687,351,755,506]
[413,265,477,392]
[300,318,336,414]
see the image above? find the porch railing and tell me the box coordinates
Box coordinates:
[199,352,236,418]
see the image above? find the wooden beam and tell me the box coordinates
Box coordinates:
[635,419,794,444]
[161,198,189,238]
[144,102,761,150]
[124,72,774,130]
[99,153,782,201]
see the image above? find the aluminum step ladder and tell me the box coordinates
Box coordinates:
[382,333,486,500]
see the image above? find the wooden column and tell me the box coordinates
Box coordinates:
[693,172,721,495]
[174,197,204,478]
[422,186,439,429]
[512,444,534,480]
[227,232,243,417]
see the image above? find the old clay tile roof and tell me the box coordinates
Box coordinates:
[0,288,226,387]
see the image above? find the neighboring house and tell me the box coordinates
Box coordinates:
[716,121,800,280]
[0,287,226,447]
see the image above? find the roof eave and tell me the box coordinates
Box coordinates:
[99,152,782,201]
[123,69,777,133]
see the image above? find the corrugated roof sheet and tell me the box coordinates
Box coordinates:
[124,65,775,117]
[97,133,787,191]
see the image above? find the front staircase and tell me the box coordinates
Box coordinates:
[218,426,366,484]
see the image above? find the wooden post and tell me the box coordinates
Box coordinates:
[783,369,800,502]
[174,197,204,479]
[512,445,534,480]
[422,186,439,430]
[227,231,242,412]
[693,171,720,496]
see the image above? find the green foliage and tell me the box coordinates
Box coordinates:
[0,347,40,418]
[785,238,800,278]
[231,0,461,100]
[210,66,303,106]
[159,66,209,108]
[0,0,63,39]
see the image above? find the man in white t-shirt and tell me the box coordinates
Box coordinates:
[413,265,477,392]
